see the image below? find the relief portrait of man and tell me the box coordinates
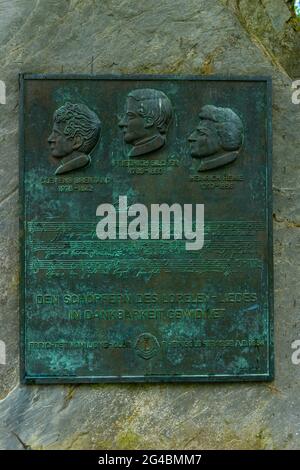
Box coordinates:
[188,105,244,171]
[48,102,101,175]
[118,88,173,157]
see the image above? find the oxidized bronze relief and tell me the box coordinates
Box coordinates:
[118,89,173,157]
[48,102,101,175]
[20,75,273,383]
[188,105,244,171]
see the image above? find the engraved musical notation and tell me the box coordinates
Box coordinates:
[27,220,265,279]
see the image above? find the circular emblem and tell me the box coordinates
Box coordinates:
[135,333,160,360]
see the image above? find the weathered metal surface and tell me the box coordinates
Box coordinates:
[20,74,273,383]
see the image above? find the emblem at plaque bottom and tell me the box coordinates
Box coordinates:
[134,333,160,360]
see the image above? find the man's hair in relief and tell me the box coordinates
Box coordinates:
[54,102,101,154]
[128,89,173,134]
[198,105,244,151]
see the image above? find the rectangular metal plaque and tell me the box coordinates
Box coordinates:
[20,74,273,383]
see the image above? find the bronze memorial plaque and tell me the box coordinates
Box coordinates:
[20,74,273,383]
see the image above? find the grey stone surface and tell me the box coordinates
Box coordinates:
[0,192,19,400]
[220,0,300,78]
[0,0,299,449]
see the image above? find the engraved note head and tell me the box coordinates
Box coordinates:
[188,105,244,171]
[118,89,173,157]
[48,102,101,175]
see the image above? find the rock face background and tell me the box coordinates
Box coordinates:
[0,0,299,450]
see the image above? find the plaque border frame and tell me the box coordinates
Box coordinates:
[19,74,273,384]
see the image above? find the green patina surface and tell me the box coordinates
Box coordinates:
[20,75,273,383]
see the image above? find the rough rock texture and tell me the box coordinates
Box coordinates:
[0,0,299,450]
[220,0,300,78]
